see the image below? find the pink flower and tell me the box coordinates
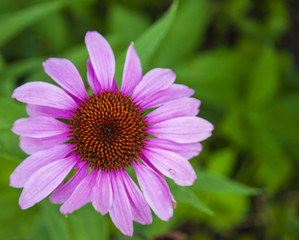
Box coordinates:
[10,31,214,236]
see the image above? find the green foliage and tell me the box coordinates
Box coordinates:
[0,1,66,48]
[0,0,298,239]
[193,170,258,195]
[41,202,108,240]
[114,0,178,84]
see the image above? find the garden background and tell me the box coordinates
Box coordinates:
[0,0,298,239]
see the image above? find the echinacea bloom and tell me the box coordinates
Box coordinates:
[10,31,214,236]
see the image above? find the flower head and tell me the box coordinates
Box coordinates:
[11,31,214,236]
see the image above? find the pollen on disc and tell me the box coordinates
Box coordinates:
[69,91,148,172]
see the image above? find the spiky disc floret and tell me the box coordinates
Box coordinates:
[69,91,148,171]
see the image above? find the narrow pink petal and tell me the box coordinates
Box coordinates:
[143,147,196,186]
[109,172,133,236]
[148,116,214,143]
[43,58,88,100]
[146,138,202,160]
[141,84,194,109]
[91,171,112,215]
[87,58,101,94]
[133,162,173,221]
[19,156,77,209]
[140,155,177,209]
[26,104,71,119]
[111,78,119,91]
[50,164,89,204]
[121,43,142,96]
[120,170,152,224]
[12,81,77,110]
[85,31,115,91]
[10,144,73,188]
[60,170,97,214]
[19,133,70,154]
[147,97,200,124]
[132,68,175,104]
[12,117,69,138]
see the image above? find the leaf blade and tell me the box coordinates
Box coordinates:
[0,1,66,48]
[114,0,179,85]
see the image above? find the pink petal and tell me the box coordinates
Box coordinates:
[60,169,97,214]
[141,84,194,109]
[12,81,77,110]
[12,117,69,138]
[91,170,112,215]
[87,58,101,94]
[148,116,214,143]
[111,78,119,91]
[147,97,200,124]
[132,68,176,104]
[26,104,71,119]
[85,31,115,91]
[50,164,89,204]
[133,162,173,221]
[19,133,70,154]
[10,144,73,188]
[19,156,77,209]
[143,147,196,186]
[109,172,133,236]
[43,58,88,100]
[146,138,202,160]
[140,156,177,209]
[121,43,142,96]
[120,170,152,224]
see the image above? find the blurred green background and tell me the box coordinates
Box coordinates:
[0,0,298,239]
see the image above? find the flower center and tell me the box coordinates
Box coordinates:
[69,91,148,172]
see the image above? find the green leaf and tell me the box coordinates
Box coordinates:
[154,0,212,67]
[246,45,279,109]
[193,170,259,195]
[176,49,248,108]
[0,58,42,96]
[41,202,71,240]
[252,124,292,193]
[108,4,150,50]
[0,1,66,48]
[0,97,27,158]
[201,194,249,231]
[0,189,38,240]
[174,187,214,215]
[68,204,108,240]
[207,148,237,176]
[114,0,179,85]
